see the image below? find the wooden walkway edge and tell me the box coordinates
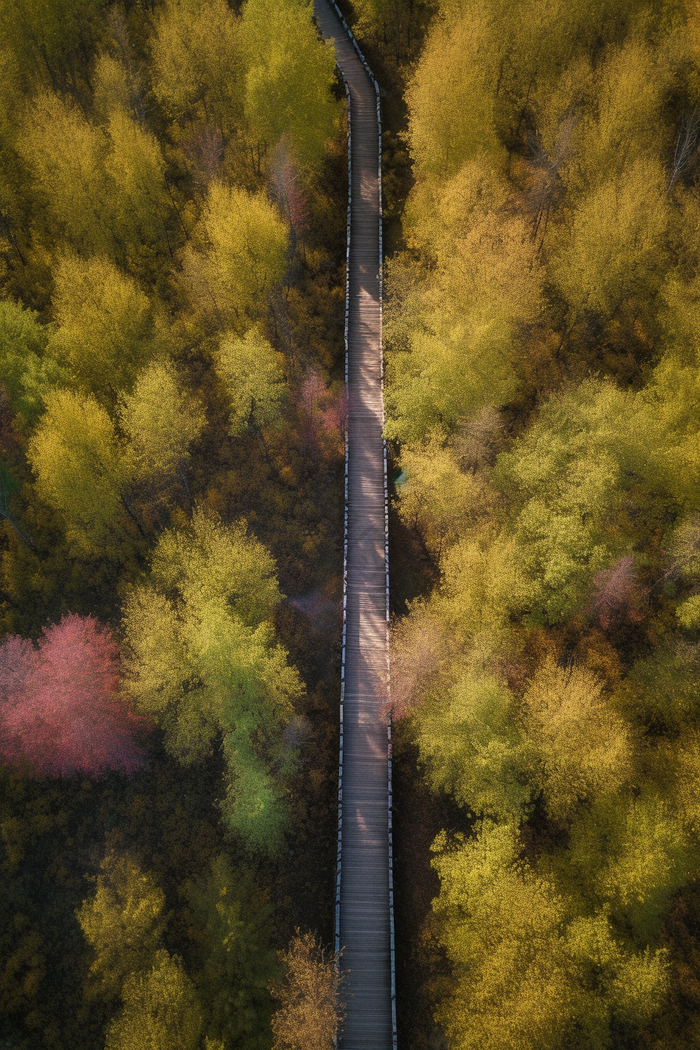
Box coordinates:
[313,4,395,1048]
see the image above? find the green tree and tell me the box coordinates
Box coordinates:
[77,851,165,1001]
[432,821,576,1050]
[123,509,302,850]
[214,328,285,435]
[0,298,62,430]
[187,854,277,1048]
[241,0,338,169]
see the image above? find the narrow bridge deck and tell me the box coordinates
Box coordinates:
[313,4,393,1049]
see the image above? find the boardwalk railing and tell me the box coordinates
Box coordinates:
[315,3,396,1047]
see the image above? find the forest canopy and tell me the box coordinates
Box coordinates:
[0,0,346,1047]
[376,0,700,1046]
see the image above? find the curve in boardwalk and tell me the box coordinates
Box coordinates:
[313,3,395,1048]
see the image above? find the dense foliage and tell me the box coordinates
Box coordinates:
[0,0,347,1047]
[363,0,700,1046]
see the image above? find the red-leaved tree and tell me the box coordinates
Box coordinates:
[0,614,148,776]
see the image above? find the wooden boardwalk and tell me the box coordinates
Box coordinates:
[313,4,395,1048]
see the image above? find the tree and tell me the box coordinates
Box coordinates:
[120,359,205,483]
[214,328,285,435]
[48,254,160,399]
[150,0,243,143]
[415,670,532,822]
[19,90,113,255]
[0,299,62,431]
[123,509,302,850]
[551,156,669,322]
[431,821,576,1050]
[522,658,631,824]
[406,5,503,179]
[0,614,147,777]
[93,50,144,124]
[271,931,344,1050]
[390,609,449,719]
[431,820,670,1050]
[105,108,174,257]
[187,854,277,1048]
[241,0,339,169]
[564,37,674,198]
[77,851,165,1000]
[396,439,496,560]
[182,181,288,328]
[27,389,136,554]
[0,0,104,95]
[385,196,541,444]
[105,950,203,1050]
[492,380,642,623]
[586,554,646,630]
[565,793,694,942]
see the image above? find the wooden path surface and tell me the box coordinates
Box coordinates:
[313,3,394,1048]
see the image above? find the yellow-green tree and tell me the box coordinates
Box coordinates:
[123,509,302,850]
[150,0,243,142]
[20,91,113,255]
[77,851,165,1001]
[27,389,137,555]
[214,328,285,435]
[396,438,496,560]
[105,950,204,1050]
[432,821,670,1050]
[0,0,104,94]
[414,669,532,822]
[120,360,205,483]
[0,299,63,430]
[48,254,160,399]
[182,181,288,328]
[406,4,503,179]
[522,659,631,824]
[241,0,338,169]
[551,157,669,321]
[105,108,174,258]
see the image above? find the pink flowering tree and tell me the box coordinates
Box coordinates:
[0,614,148,776]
